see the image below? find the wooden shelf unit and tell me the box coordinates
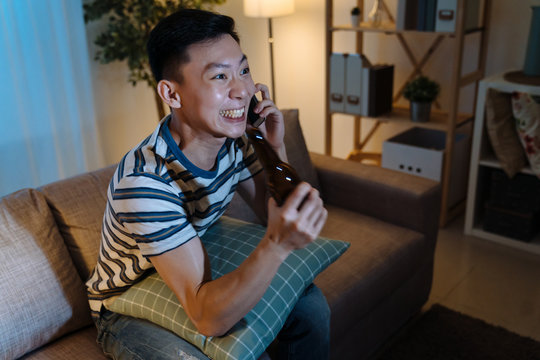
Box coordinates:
[333,105,474,130]
[324,0,491,226]
[331,22,486,35]
[464,72,540,255]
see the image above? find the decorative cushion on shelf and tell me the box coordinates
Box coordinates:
[108,216,349,360]
[485,88,527,178]
[511,92,540,178]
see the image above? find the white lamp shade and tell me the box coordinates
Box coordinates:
[243,0,295,18]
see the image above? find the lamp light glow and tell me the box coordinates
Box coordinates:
[243,0,295,18]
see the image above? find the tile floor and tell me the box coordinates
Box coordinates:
[425,215,540,341]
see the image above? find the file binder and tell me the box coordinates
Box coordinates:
[329,53,345,113]
[361,64,394,117]
[396,0,419,30]
[435,0,457,32]
[344,54,371,115]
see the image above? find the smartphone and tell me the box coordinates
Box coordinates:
[247,96,265,128]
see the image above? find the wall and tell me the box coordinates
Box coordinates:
[85,18,158,166]
[86,0,536,165]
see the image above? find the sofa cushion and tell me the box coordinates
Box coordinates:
[39,165,116,281]
[0,189,91,360]
[108,216,349,360]
[315,205,431,348]
[21,326,106,360]
[282,109,320,190]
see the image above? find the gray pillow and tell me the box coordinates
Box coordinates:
[0,189,91,359]
[39,165,115,281]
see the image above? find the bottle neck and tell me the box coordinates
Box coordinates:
[246,128,283,170]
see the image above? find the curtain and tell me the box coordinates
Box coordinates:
[0,0,104,197]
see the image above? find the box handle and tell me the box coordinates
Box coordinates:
[331,93,343,102]
[347,95,360,105]
[438,10,454,21]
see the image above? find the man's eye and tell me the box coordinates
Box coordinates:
[241,67,250,75]
[214,74,226,80]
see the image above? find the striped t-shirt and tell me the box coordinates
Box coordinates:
[86,115,262,318]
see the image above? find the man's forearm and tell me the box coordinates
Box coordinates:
[189,236,288,336]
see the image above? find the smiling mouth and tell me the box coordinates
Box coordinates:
[219,108,245,119]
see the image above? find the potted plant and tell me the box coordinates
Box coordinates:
[351,7,360,27]
[403,75,440,122]
[84,0,226,120]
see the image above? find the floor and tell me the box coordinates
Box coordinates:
[425,214,540,341]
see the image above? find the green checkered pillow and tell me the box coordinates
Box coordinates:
[108,216,349,360]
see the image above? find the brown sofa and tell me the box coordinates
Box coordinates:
[0,110,440,360]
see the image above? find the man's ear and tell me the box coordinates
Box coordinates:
[157,80,181,108]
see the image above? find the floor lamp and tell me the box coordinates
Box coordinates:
[243,0,295,104]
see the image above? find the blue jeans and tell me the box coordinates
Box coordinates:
[95,284,330,360]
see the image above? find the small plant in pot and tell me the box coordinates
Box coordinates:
[351,7,360,27]
[403,76,440,122]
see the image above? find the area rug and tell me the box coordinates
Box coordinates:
[377,304,540,360]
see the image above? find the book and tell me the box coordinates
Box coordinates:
[361,64,394,117]
[396,0,419,30]
[405,0,419,30]
[465,0,480,31]
[425,0,437,31]
[417,0,427,31]
[396,0,407,30]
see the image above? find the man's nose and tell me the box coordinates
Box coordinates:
[230,78,252,99]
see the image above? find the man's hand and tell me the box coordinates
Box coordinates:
[265,182,328,259]
[250,83,285,158]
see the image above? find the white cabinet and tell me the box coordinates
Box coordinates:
[464,72,540,254]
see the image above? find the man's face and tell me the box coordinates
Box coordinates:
[175,34,256,141]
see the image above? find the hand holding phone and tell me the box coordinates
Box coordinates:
[247,96,265,128]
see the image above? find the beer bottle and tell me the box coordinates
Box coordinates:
[246,128,302,206]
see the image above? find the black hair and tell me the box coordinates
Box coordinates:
[147,9,239,83]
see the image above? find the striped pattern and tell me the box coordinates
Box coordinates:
[86,116,262,318]
[108,216,350,360]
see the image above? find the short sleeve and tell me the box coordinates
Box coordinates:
[110,174,198,257]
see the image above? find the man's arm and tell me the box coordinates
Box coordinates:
[238,82,289,223]
[150,183,326,337]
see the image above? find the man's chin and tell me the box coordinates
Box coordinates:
[224,121,248,139]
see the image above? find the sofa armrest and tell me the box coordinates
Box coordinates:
[310,152,441,243]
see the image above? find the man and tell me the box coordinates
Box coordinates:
[87,9,329,360]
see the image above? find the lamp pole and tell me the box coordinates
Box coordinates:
[243,0,295,104]
[267,18,276,103]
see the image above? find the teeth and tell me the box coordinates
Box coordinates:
[219,108,245,118]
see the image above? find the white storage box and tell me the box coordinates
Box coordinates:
[382,127,470,208]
